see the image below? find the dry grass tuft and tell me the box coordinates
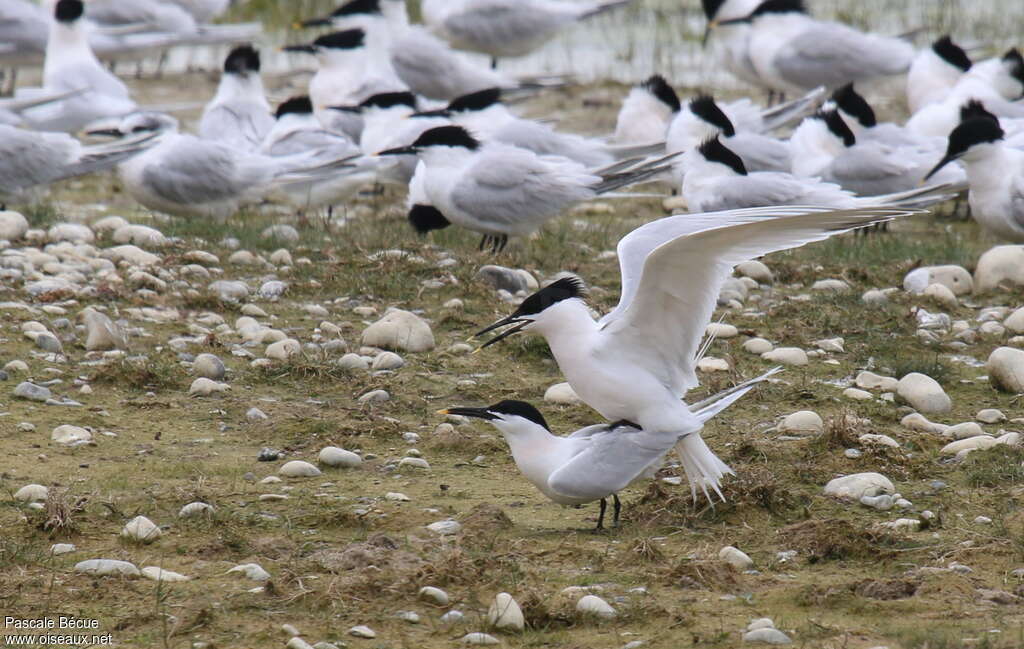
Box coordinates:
[779,519,905,563]
[38,488,86,538]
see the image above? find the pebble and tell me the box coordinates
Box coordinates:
[843,388,873,400]
[245,407,268,422]
[227,563,270,581]
[576,594,617,619]
[743,338,773,354]
[903,265,973,295]
[544,382,582,405]
[179,502,215,518]
[974,245,1024,292]
[815,337,844,353]
[270,249,293,266]
[459,633,500,645]
[192,353,225,380]
[861,289,889,306]
[974,516,993,525]
[747,619,775,632]
[487,592,525,632]
[14,381,51,402]
[385,492,410,502]
[51,543,76,555]
[189,378,229,396]
[262,224,300,243]
[778,411,823,434]
[944,422,984,440]
[420,587,449,606]
[141,567,191,582]
[476,265,536,293]
[859,433,899,448]
[48,223,94,243]
[896,373,951,414]
[900,413,948,434]
[844,448,862,459]
[285,639,314,649]
[121,516,161,543]
[358,389,390,403]
[923,283,958,308]
[113,224,167,247]
[398,457,430,469]
[940,435,998,455]
[338,353,371,370]
[372,351,405,370]
[14,484,48,502]
[0,210,29,240]
[823,473,894,500]
[698,357,730,372]
[743,628,792,645]
[811,279,849,292]
[258,280,287,299]
[5,360,29,373]
[441,610,465,624]
[880,518,921,532]
[34,333,63,353]
[986,347,1024,393]
[856,371,898,391]
[397,611,420,623]
[427,520,462,535]
[348,626,376,639]
[266,338,301,361]
[706,323,739,338]
[74,559,140,577]
[279,461,322,477]
[208,280,249,302]
[51,425,92,446]
[82,309,126,351]
[1005,307,1024,334]
[977,408,1006,423]
[361,309,435,352]
[319,447,362,468]
[718,546,754,570]
[761,347,808,366]
[736,260,773,283]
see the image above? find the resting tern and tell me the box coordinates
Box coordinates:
[379,125,672,251]
[926,109,1024,242]
[711,0,914,96]
[17,0,137,133]
[682,137,959,213]
[613,75,681,146]
[421,0,635,65]
[86,0,198,36]
[474,205,921,498]
[439,372,771,529]
[199,45,274,153]
[829,84,945,153]
[790,110,966,197]
[700,0,764,89]
[0,125,156,205]
[88,112,358,220]
[907,36,973,114]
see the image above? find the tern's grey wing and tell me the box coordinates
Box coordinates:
[265,129,356,158]
[49,61,131,99]
[699,174,838,211]
[200,103,274,152]
[1011,175,1024,233]
[728,134,791,173]
[0,127,75,191]
[825,146,916,196]
[598,207,918,395]
[774,24,914,89]
[141,139,266,205]
[0,0,47,53]
[449,150,595,233]
[442,4,571,56]
[494,120,612,169]
[547,428,677,501]
[391,29,506,101]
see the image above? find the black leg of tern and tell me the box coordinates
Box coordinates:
[596,498,607,530]
[497,234,508,253]
[478,235,489,251]
[613,494,621,528]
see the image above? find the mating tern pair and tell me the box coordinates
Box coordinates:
[465,206,920,506]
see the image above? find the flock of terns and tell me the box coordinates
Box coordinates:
[2,0,1024,527]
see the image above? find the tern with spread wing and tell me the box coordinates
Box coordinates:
[474,205,921,499]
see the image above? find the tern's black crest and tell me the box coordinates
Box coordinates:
[641,75,681,113]
[408,205,451,234]
[812,110,856,147]
[1003,48,1024,88]
[932,36,971,71]
[55,0,83,22]
[831,84,876,128]
[314,29,366,50]
[331,0,381,17]
[701,0,726,19]
[945,117,1005,158]
[750,0,807,18]
[699,137,747,176]
[959,99,997,124]
[488,400,550,431]
[514,277,586,317]
[690,95,736,137]
[224,45,261,75]
[411,126,480,150]
[275,95,313,119]
[360,91,417,110]
[447,88,502,113]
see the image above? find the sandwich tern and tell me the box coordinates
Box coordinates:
[711,0,914,96]
[439,371,772,529]
[613,75,681,146]
[907,36,973,114]
[681,137,958,213]
[700,0,764,90]
[474,205,921,498]
[421,0,635,65]
[829,84,945,153]
[379,125,672,251]
[199,45,275,152]
[17,0,137,133]
[85,0,198,36]
[926,108,1024,242]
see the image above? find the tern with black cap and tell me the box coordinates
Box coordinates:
[199,45,274,153]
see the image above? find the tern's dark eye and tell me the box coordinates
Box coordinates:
[132,126,149,133]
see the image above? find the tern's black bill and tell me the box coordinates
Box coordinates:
[85,129,123,137]
[924,154,959,181]
[377,145,418,156]
[328,104,362,113]
[282,44,317,53]
[300,17,332,28]
[474,317,530,349]
[411,109,451,118]
[701,26,713,47]
[439,406,498,421]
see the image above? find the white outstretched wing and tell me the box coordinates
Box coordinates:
[597,206,919,396]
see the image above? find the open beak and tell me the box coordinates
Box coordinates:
[437,407,497,420]
[924,153,960,181]
[377,145,418,156]
[298,17,332,28]
[282,44,317,54]
[473,315,531,349]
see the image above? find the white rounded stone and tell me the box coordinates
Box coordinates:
[941,435,997,455]
[122,516,161,543]
[812,279,849,292]
[192,353,225,380]
[51,425,92,446]
[706,323,738,338]
[778,411,823,434]
[718,546,753,569]
[459,633,500,645]
[843,388,873,400]
[419,586,449,606]
[266,338,301,361]
[859,434,899,448]
[358,389,390,403]
[337,353,370,370]
[361,309,434,352]
[285,638,314,649]
[141,567,190,582]
[14,484,48,502]
[348,626,376,639]
[1004,307,1024,335]
[761,347,808,366]
[544,382,582,405]
[698,357,731,372]
[823,473,894,500]
[896,373,951,414]
[743,338,774,354]
[974,245,1024,292]
[74,559,140,577]
[900,413,948,434]
[189,378,229,396]
[923,283,958,308]
[487,592,525,632]
[398,457,430,469]
[747,618,775,631]
[855,371,899,391]
[48,223,94,243]
[977,409,1006,424]
[736,260,772,283]
[743,628,792,644]
[178,502,215,518]
[861,289,889,306]
[0,211,29,240]
[319,447,362,468]
[814,337,844,353]
[51,543,76,555]
[227,563,270,581]
[208,280,249,301]
[279,461,322,478]
[904,265,972,295]
[944,422,985,440]
[372,351,405,370]
[427,520,462,535]
[987,347,1024,393]
[82,309,126,351]
[575,594,616,619]
[113,224,167,247]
